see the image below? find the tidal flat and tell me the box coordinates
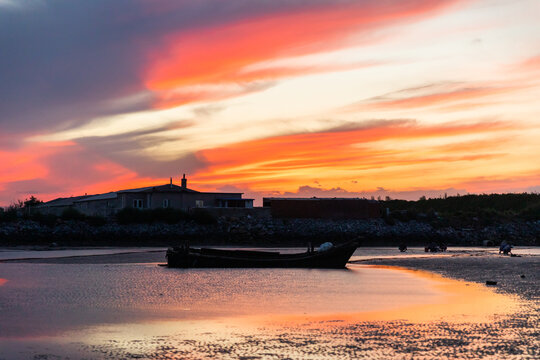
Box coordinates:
[0,247,538,359]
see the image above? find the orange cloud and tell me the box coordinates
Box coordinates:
[453,173,540,193]
[519,55,540,72]
[191,120,512,190]
[0,141,74,184]
[144,0,460,107]
[436,101,495,112]
[0,141,164,205]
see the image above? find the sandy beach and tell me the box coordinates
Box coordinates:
[358,252,539,301]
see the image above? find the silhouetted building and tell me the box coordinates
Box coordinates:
[40,175,253,217]
[263,197,380,219]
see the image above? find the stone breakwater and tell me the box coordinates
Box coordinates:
[1,217,539,246]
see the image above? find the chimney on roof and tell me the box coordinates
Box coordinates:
[170,177,173,188]
[181,173,187,188]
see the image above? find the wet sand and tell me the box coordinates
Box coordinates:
[357,253,539,301]
[2,249,166,264]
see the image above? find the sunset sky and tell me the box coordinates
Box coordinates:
[1,0,539,206]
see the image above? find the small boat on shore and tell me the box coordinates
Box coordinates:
[166,241,358,269]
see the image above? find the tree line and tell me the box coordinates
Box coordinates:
[382,193,540,226]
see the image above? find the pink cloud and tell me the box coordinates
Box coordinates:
[0,141,163,206]
[144,0,461,108]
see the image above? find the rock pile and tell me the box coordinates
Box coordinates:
[1,216,538,246]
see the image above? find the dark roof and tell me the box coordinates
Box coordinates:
[43,183,245,206]
[73,192,117,202]
[41,195,93,207]
[117,184,200,194]
[217,198,253,201]
[263,197,373,201]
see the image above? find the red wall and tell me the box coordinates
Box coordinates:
[268,199,380,219]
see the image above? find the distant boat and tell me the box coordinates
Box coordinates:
[166,241,358,269]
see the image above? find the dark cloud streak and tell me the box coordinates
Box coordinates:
[75,121,207,177]
[0,0,338,133]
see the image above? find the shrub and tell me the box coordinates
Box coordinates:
[383,216,395,226]
[151,208,189,224]
[86,215,107,226]
[0,206,19,222]
[116,208,147,224]
[520,203,540,220]
[190,209,217,225]
[61,208,86,221]
[406,209,418,221]
[115,208,190,225]
[31,212,58,227]
[23,195,43,208]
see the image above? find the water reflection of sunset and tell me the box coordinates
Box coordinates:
[64,266,522,331]
[259,266,519,327]
[0,262,531,359]
[60,266,524,359]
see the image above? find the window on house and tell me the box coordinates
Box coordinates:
[133,199,143,208]
[163,199,169,208]
[195,200,204,208]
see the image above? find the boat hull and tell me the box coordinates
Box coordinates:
[166,242,358,269]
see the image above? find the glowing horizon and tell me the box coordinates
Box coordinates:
[0,0,539,206]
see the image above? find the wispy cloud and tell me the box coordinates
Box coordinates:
[344,82,519,112]
[144,0,461,106]
[191,119,513,189]
[0,0,460,133]
[518,54,540,72]
[454,173,540,193]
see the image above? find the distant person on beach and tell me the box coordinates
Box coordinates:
[425,242,439,252]
[398,243,407,252]
[499,241,512,255]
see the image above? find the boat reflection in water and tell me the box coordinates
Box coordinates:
[166,241,358,268]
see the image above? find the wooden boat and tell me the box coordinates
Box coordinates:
[166,242,358,269]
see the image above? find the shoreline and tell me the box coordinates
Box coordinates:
[358,253,539,302]
[2,246,538,302]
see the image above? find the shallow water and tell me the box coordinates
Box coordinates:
[0,247,162,261]
[1,245,538,262]
[0,264,449,337]
[1,252,535,359]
